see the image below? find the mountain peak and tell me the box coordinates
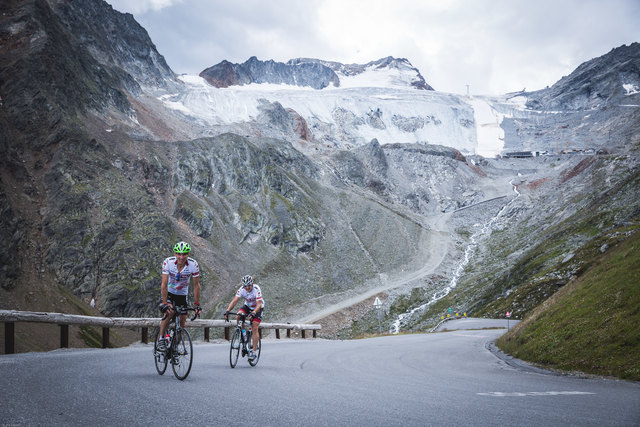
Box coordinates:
[525,42,640,110]
[324,56,434,90]
[199,56,433,90]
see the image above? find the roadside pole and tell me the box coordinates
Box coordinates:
[374,297,383,335]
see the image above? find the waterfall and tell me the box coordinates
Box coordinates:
[391,181,521,333]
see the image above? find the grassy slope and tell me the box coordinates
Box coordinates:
[496,230,640,381]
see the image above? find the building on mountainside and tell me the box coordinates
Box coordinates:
[503,151,536,158]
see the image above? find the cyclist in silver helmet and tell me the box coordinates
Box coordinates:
[224,274,264,361]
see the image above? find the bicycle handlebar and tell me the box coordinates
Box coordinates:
[161,306,200,322]
[224,311,255,322]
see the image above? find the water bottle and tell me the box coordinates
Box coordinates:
[166,330,172,348]
[242,328,247,341]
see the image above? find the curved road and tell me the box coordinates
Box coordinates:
[1,320,638,426]
[295,185,516,325]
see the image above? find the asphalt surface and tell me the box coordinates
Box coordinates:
[1,320,638,426]
[433,316,521,331]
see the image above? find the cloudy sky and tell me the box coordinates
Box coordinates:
[106,0,639,95]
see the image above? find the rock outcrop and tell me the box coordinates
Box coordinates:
[0,0,638,335]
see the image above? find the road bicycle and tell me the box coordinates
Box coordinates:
[225,312,261,368]
[153,305,199,380]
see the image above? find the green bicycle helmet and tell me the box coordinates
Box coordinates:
[173,241,191,253]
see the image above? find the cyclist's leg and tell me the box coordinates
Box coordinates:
[160,296,176,336]
[251,308,263,351]
[160,310,172,337]
[153,328,168,375]
[248,312,262,366]
[251,321,259,351]
[236,304,249,334]
[237,304,250,323]
[172,295,188,338]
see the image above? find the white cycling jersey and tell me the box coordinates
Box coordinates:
[162,256,200,296]
[235,284,264,310]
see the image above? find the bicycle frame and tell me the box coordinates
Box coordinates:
[226,312,261,368]
[154,306,199,380]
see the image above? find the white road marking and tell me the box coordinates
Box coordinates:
[477,391,596,397]
[451,333,489,338]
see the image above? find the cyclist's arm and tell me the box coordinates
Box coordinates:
[193,275,201,306]
[161,273,169,305]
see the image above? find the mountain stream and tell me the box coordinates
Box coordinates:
[391,180,521,333]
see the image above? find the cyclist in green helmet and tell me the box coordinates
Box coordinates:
[158,241,202,351]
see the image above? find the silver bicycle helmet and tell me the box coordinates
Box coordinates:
[241,275,254,287]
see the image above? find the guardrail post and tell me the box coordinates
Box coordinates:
[204,327,210,342]
[5,322,15,354]
[313,329,317,338]
[302,329,306,339]
[287,329,291,338]
[141,327,148,344]
[224,326,229,341]
[102,327,109,348]
[275,329,280,339]
[60,324,69,348]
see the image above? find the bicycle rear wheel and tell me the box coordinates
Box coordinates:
[247,331,261,367]
[171,328,193,380]
[229,329,240,368]
[152,329,168,375]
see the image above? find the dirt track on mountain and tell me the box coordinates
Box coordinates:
[294,211,453,325]
[295,165,529,330]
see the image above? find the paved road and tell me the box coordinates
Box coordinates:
[433,317,520,331]
[1,325,638,426]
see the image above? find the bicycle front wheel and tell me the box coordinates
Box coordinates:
[229,329,240,368]
[152,329,168,375]
[248,331,261,367]
[171,328,193,380]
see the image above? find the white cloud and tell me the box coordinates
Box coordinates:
[108,0,184,14]
[105,0,640,95]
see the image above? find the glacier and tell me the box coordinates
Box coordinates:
[157,65,530,158]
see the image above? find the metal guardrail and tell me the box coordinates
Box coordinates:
[430,313,467,332]
[430,316,454,332]
[0,309,321,354]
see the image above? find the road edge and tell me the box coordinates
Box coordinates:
[486,340,565,377]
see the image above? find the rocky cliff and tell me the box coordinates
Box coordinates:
[0,0,638,344]
[526,43,640,111]
[199,56,432,91]
[200,56,341,89]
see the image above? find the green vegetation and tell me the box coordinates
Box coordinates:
[473,216,639,317]
[496,230,640,380]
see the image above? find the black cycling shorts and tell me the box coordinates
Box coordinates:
[239,305,263,323]
[167,294,188,309]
